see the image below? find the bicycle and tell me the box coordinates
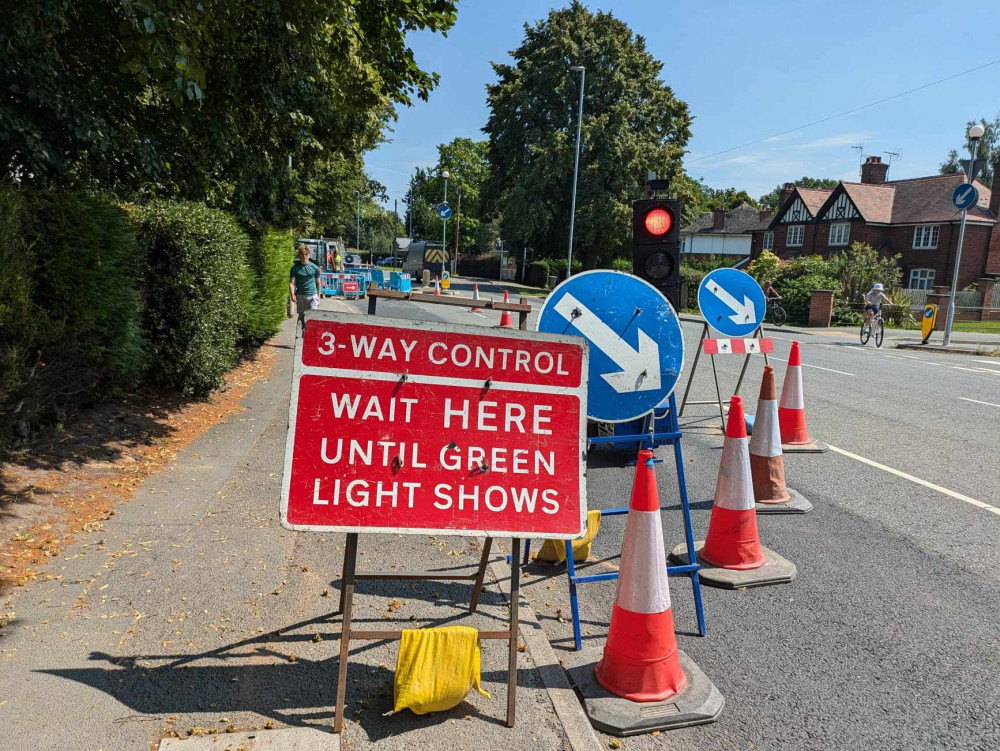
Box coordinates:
[765,297,786,326]
[860,306,885,347]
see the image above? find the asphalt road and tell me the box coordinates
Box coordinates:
[354,283,1000,749]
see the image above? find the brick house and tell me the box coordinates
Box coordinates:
[749,156,1000,291]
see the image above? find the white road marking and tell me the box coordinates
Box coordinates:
[959,397,1000,409]
[828,445,1000,518]
[765,354,855,376]
[972,358,1000,367]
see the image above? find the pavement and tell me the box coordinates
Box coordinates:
[3,283,1000,749]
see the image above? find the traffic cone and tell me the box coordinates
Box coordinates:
[669,396,796,588]
[595,450,686,701]
[499,289,513,328]
[471,282,484,312]
[701,396,765,570]
[434,276,442,296]
[750,366,813,514]
[568,450,724,734]
[777,342,828,453]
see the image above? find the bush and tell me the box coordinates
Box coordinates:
[609,257,632,272]
[458,252,500,278]
[747,250,781,286]
[680,264,706,291]
[134,201,253,396]
[525,260,550,287]
[245,228,293,344]
[547,257,583,279]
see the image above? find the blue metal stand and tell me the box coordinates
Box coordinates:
[524,392,706,650]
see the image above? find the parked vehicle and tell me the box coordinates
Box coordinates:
[377,256,399,267]
[343,253,363,267]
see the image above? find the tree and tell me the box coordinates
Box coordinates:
[696,184,759,212]
[405,138,490,252]
[482,2,692,268]
[939,114,1000,188]
[758,177,839,209]
[1,0,458,227]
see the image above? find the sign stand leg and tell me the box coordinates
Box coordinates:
[469,537,493,613]
[507,538,521,727]
[678,322,708,418]
[708,341,726,431]
[334,532,359,734]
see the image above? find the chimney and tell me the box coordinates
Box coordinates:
[712,208,726,231]
[759,208,773,222]
[990,158,1000,217]
[779,183,795,208]
[861,156,889,185]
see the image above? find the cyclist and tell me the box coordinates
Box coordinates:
[862,283,891,326]
[763,281,781,302]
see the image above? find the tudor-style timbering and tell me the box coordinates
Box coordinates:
[820,192,859,221]
[778,197,812,224]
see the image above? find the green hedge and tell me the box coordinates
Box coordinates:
[134,201,252,396]
[0,188,144,447]
[245,228,293,344]
[526,260,549,287]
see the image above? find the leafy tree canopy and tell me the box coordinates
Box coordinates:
[940,114,999,188]
[1,0,457,227]
[406,138,490,252]
[758,177,839,209]
[482,2,692,268]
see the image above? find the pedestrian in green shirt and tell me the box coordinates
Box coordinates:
[289,244,323,332]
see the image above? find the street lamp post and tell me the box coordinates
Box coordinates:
[566,65,586,279]
[441,170,449,280]
[942,123,986,346]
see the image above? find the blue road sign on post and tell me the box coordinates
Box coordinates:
[952,183,978,211]
[437,204,453,219]
[697,268,766,338]
[537,270,684,422]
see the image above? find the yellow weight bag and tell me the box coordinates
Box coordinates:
[533,509,602,563]
[393,626,491,715]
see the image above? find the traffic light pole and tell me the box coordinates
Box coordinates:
[566,66,585,279]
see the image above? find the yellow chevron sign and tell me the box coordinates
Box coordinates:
[424,247,449,263]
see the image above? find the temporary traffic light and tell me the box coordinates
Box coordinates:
[632,198,681,309]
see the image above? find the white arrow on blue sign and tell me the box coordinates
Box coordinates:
[697,268,766,338]
[537,270,684,422]
[952,183,978,211]
[437,204,453,219]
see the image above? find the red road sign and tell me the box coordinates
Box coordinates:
[281,312,589,538]
[341,281,359,293]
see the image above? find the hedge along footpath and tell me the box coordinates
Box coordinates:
[0,188,144,446]
[245,228,294,345]
[132,201,258,397]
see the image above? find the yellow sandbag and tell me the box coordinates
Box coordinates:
[534,509,602,563]
[393,626,490,715]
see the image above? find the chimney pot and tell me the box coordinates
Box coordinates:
[861,156,889,185]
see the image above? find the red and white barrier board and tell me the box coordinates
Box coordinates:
[281,312,589,538]
[702,338,774,355]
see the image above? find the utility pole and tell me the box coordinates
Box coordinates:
[441,170,449,278]
[453,186,462,275]
[393,198,399,265]
[522,247,527,283]
[407,186,413,238]
[943,124,985,346]
[355,189,361,257]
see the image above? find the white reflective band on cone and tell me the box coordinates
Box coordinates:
[614,509,671,614]
[749,400,782,458]
[714,436,755,511]
[779,367,805,410]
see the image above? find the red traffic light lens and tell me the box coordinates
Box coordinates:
[644,208,673,236]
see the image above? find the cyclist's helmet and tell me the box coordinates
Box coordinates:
[872,283,884,291]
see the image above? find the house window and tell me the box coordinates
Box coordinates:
[909,269,936,290]
[762,231,774,251]
[829,222,850,246]
[786,225,804,247]
[913,225,940,249]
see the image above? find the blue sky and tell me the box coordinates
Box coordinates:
[366,1,1000,207]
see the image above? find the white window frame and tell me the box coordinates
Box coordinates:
[786,225,804,247]
[828,222,850,246]
[762,231,774,251]
[912,225,940,249]
[908,268,936,290]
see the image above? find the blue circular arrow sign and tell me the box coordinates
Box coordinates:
[537,270,684,422]
[697,268,766,338]
[952,183,978,211]
[437,204,453,219]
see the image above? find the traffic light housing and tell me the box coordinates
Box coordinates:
[632,198,681,309]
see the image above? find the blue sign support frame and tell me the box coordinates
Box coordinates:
[519,392,706,649]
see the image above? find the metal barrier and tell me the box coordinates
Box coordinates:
[323,273,366,298]
[389,272,412,293]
